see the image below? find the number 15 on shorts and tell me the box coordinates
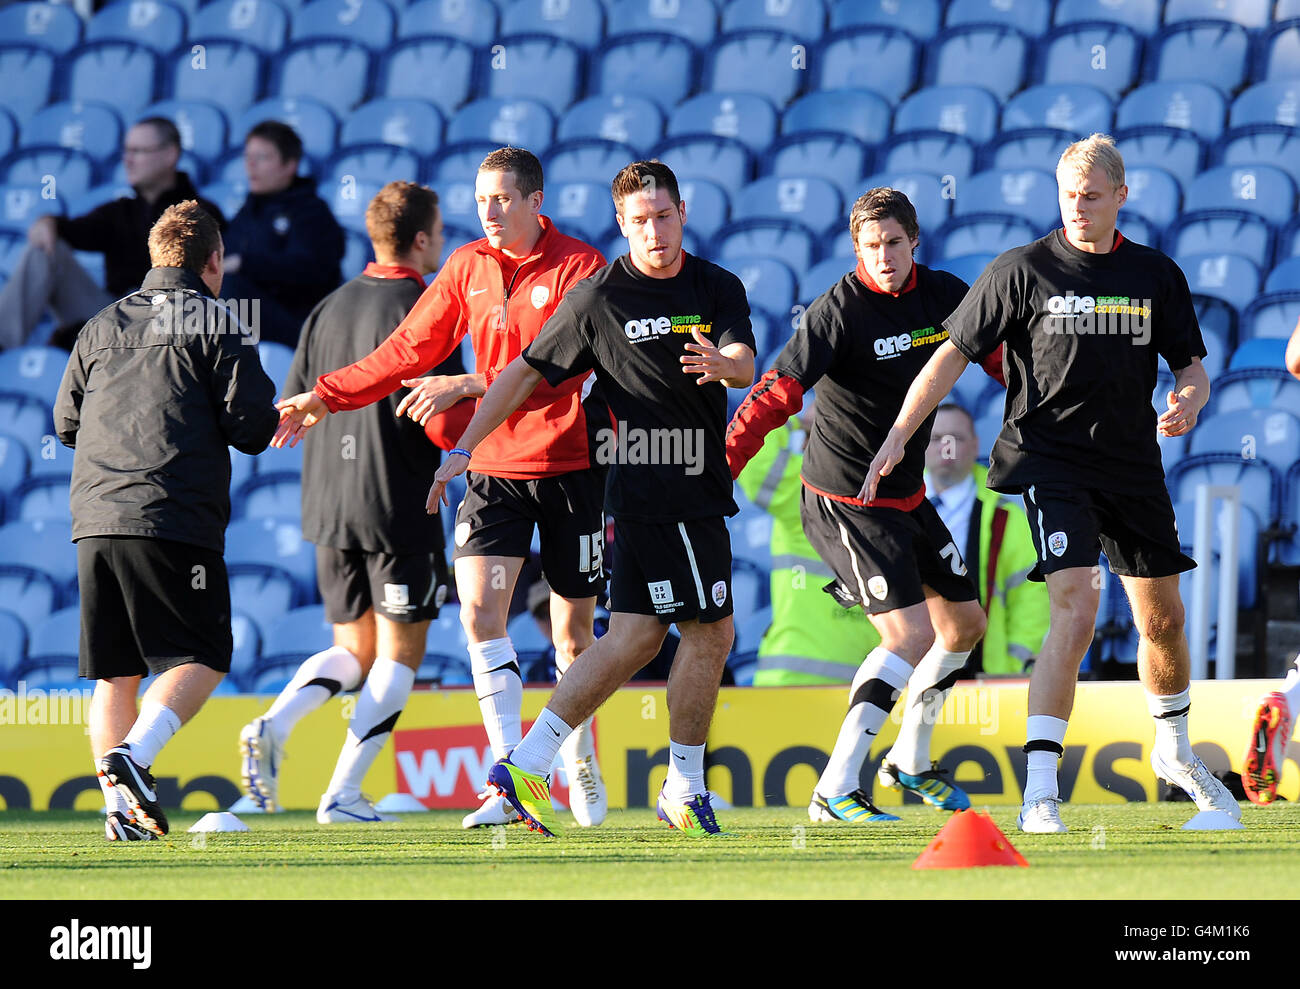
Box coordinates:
[579,530,604,583]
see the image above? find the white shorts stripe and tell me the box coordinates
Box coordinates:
[1028,484,1047,562]
[677,522,707,610]
[824,496,870,605]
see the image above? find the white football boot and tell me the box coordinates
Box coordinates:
[462,790,522,828]
[316,793,397,824]
[1017,796,1069,833]
[239,715,285,812]
[1151,750,1242,821]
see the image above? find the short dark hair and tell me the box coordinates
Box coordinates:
[136,116,181,150]
[849,187,920,243]
[611,159,681,211]
[245,120,303,165]
[936,402,976,429]
[148,200,221,274]
[478,147,543,198]
[366,181,439,256]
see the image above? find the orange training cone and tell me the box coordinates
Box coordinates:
[911,809,1029,870]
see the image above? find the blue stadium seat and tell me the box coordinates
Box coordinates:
[1116,82,1227,143]
[226,517,316,600]
[0,608,29,681]
[22,102,124,165]
[0,146,94,199]
[1241,293,1300,343]
[953,168,1058,231]
[88,0,186,54]
[290,0,395,51]
[1215,125,1300,189]
[1053,0,1159,34]
[828,0,939,39]
[479,36,582,115]
[0,346,69,406]
[230,449,256,496]
[0,45,55,123]
[170,42,264,119]
[0,108,15,158]
[979,128,1079,172]
[651,135,753,189]
[0,182,62,234]
[230,569,299,641]
[1280,0,1300,19]
[0,518,74,596]
[423,140,490,227]
[818,27,920,105]
[506,610,552,665]
[1277,464,1300,566]
[259,605,333,670]
[765,133,871,206]
[0,395,54,466]
[199,179,249,224]
[1266,258,1300,294]
[239,474,302,519]
[256,340,295,395]
[946,0,1050,35]
[1164,0,1271,29]
[878,132,977,181]
[379,37,474,115]
[396,0,497,44]
[141,99,230,165]
[558,94,664,152]
[1164,210,1272,269]
[930,252,994,287]
[1230,82,1300,129]
[1211,369,1300,422]
[1001,83,1113,134]
[447,98,555,156]
[546,180,615,241]
[327,143,419,184]
[0,3,82,54]
[229,610,261,683]
[676,177,729,241]
[1148,22,1248,94]
[1230,335,1288,369]
[1114,126,1205,188]
[1282,215,1300,260]
[667,93,778,156]
[781,88,890,145]
[23,606,80,668]
[705,30,805,106]
[0,568,59,641]
[1176,252,1260,312]
[1166,456,1281,531]
[588,34,696,113]
[723,0,826,42]
[503,0,605,50]
[937,213,1037,260]
[894,85,999,145]
[1037,23,1141,100]
[798,256,851,302]
[66,42,160,119]
[236,97,338,162]
[607,0,718,43]
[860,170,949,232]
[255,433,304,478]
[928,25,1028,101]
[1188,409,1300,482]
[342,98,444,156]
[546,137,641,184]
[0,433,31,507]
[1184,165,1296,225]
[273,39,371,115]
[1173,501,1259,611]
[720,256,797,318]
[733,175,840,233]
[1195,295,1235,351]
[191,0,290,52]
[1117,165,1181,230]
[12,475,70,521]
[713,219,816,276]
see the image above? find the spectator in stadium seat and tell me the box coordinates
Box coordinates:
[0,117,224,351]
[219,120,345,349]
[54,200,279,842]
[925,402,1048,676]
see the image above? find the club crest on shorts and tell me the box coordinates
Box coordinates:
[454,522,471,547]
[383,583,410,608]
[712,580,727,606]
[868,575,889,601]
[1048,531,1068,557]
[531,285,550,309]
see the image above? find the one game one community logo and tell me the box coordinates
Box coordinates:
[874,326,948,359]
[623,314,712,343]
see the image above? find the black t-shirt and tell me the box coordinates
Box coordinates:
[776,264,970,500]
[944,229,1205,496]
[523,253,755,523]
[286,271,466,554]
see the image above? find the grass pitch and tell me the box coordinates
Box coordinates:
[2,803,1297,900]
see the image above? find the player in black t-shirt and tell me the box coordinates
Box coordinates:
[865,135,1238,833]
[428,160,756,836]
[727,188,997,823]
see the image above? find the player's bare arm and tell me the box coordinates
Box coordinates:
[396,372,486,425]
[681,328,754,387]
[861,339,969,501]
[1157,357,1209,438]
[426,355,544,512]
[272,390,329,448]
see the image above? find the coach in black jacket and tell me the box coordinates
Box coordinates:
[54,201,279,842]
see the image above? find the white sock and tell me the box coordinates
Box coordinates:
[98,767,129,814]
[886,645,970,775]
[470,638,522,761]
[558,715,596,766]
[1024,714,1069,803]
[510,707,574,777]
[122,701,181,768]
[816,648,913,795]
[324,658,414,801]
[266,645,362,743]
[1146,687,1193,765]
[1280,655,1300,717]
[664,740,706,801]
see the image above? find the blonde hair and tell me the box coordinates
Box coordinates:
[1057,133,1125,189]
[148,200,221,273]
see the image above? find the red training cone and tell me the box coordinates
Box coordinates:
[911,809,1029,870]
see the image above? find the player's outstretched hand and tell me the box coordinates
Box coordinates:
[272,391,328,448]
[681,328,734,384]
[1157,390,1199,438]
[860,430,906,503]
[397,376,461,426]
[426,450,470,514]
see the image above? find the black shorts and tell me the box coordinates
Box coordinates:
[800,487,979,615]
[452,469,606,600]
[609,517,734,625]
[317,546,449,624]
[77,536,232,678]
[1021,483,1196,581]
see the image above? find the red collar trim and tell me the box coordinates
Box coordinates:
[855,260,918,296]
[363,262,425,284]
[1113,230,1125,250]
